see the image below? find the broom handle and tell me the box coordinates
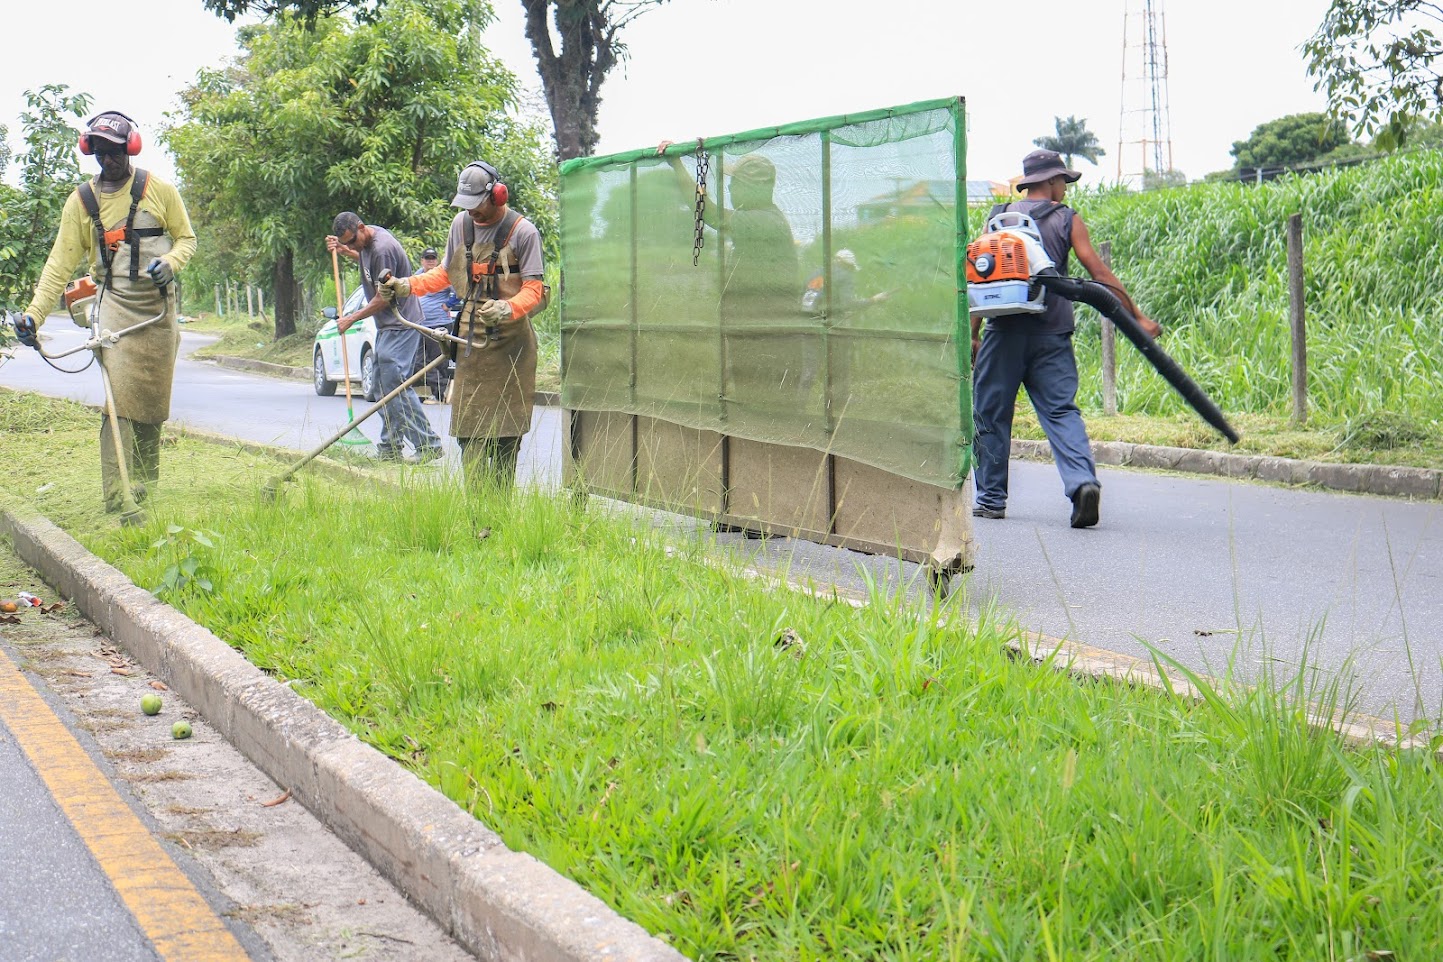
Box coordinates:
[333,248,358,409]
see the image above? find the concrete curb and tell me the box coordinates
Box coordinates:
[1,509,686,962]
[206,354,311,381]
[1012,438,1443,501]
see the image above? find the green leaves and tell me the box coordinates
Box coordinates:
[165,0,556,330]
[0,86,91,311]
[1306,1,1443,144]
[1033,115,1107,168]
[150,525,220,597]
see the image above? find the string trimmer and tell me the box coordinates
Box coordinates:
[12,296,167,527]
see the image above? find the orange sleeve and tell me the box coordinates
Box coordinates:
[506,278,546,320]
[408,265,451,297]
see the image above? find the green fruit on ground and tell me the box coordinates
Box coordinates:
[141,694,162,716]
[172,720,192,740]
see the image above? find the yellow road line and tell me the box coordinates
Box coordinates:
[0,648,249,961]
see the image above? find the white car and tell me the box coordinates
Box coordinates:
[312,287,379,401]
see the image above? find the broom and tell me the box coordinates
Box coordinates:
[332,247,372,447]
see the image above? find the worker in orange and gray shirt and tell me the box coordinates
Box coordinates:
[379,161,547,488]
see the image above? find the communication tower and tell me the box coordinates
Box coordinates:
[1117,1,1175,186]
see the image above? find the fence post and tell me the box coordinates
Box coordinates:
[1099,241,1117,416]
[1287,213,1307,426]
[257,288,265,317]
[214,284,223,317]
[246,284,255,317]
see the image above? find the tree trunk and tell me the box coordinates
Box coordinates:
[522,0,633,161]
[271,248,300,339]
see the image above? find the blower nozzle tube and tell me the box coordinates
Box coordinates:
[1036,275,1240,444]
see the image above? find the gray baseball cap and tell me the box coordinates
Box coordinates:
[452,161,498,210]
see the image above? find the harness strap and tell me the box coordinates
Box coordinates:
[77,170,154,285]
[77,181,110,276]
[126,170,150,282]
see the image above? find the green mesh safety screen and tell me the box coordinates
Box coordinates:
[559,97,970,488]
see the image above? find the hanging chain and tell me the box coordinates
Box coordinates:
[691,138,709,267]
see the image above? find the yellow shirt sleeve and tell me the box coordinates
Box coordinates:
[23,173,198,323]
[24,190,91,324]
[147,177,198,273]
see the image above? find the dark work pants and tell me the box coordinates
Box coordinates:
[972,327,1097,510]
[99,416,161,511]
[457,436,522,491]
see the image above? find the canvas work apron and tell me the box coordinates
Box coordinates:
[445,230,538,439]
[93,207,180,424]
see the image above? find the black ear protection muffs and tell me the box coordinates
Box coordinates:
[79,111,142,156]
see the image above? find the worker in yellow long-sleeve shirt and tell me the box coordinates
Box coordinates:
[18,110,197,513]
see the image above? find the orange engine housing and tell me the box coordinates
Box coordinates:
[966,233,1035,284]
[63,275,98,308]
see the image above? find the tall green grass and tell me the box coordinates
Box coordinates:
[1073,151,1443,427]
[82,475,1443,960]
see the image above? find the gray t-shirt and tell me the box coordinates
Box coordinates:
[441,209,545,284]
[358,225,423,329]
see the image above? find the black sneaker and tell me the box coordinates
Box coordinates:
[1070,483,1101,528]
[375,448,405,463]
[408,446,444,465]
[972,505,1006,520]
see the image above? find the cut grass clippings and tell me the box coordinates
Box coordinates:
[5,391,1443,959]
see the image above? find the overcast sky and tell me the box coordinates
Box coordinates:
[3,0,1333,188]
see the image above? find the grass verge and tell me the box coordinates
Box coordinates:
[183,310,318,369]
[5,391,1443,960]
[1013,408,1443,472]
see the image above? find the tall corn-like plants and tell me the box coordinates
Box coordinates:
[1072,151,1443,424]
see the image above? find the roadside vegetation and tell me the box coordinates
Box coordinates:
[1065,149,1443,466]
[6,390,1443,960]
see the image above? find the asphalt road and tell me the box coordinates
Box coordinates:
[4,324,1441,720]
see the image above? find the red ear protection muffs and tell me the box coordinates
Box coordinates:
[476,161,507,205]
[79,112,142,156]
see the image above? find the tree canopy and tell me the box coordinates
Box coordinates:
[167,0,555,336]
[198,0,672,161]
[0,86,92,312]
[1229,112,1354,172]
[1033,115,1106,168]
[1305,0,1443,149]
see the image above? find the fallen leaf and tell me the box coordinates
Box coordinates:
[42,603,65,614]
[110,667,133,676]
[60,669,91,678]
[0,614,19,625]
[357,898,367,905]
[475,527,492,541]
[149,681,168,691]
[261,789,292,808]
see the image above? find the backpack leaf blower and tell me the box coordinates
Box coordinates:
[967,212,1239,444]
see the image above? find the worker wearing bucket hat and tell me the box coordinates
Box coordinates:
[971,148,1158,529]
[22,110,197,514]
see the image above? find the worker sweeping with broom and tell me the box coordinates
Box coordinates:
[14,111,196,518]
